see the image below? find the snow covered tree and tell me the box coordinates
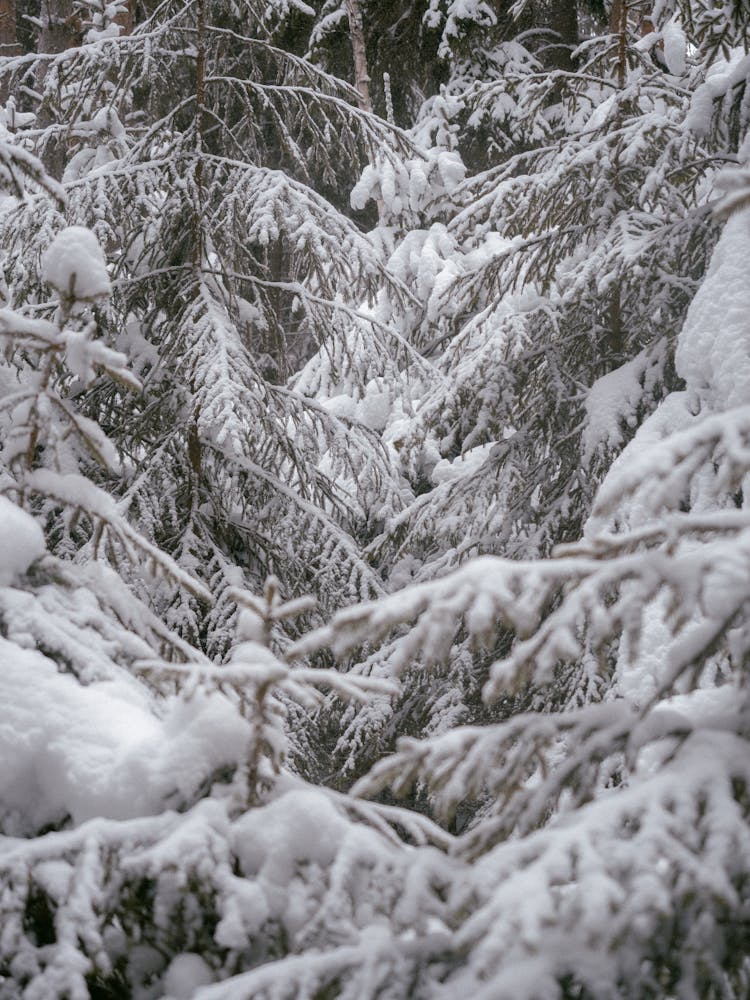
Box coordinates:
[296,0,750,781]
[3,3,750,998]
[0,132,449,1000]
[0,514,451,999]
[307,0,508,125]
[303,159,750,997]
[373,0,742,576]
[0,0,422,655]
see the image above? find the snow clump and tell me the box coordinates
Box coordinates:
[0,496,45,585]
[42,226,111,300]
[162,953,215,998]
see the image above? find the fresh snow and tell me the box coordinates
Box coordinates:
[2,7,750,1000]
[582,350,660,463]
[42,226,112,300]
[675,206,750,410]
[0,640,252,830]
[0,496,44,585]
[162,954,215,998]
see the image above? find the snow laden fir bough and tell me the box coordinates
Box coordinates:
[2,191,750,996]
[0,222,448,998]
[2,100,750,1000]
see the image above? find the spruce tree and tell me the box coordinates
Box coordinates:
[310,157,750,1000]
[0,127,448,1000]
[301,0,750,780]
[3,2,750,998]
[0,0,422,655]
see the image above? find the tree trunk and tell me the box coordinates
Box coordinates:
[610,0,628,87]
[0,0,20,103]
[36,0,80,177]
[343,0,371,113]
[343,0,384,220]
[0,0,20,55]
[38,0,78,54]
[192,0,205,267]
[544,1,579,72]
[115,0,134,35]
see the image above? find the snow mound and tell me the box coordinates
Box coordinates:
[582,350,661,463]
[590,205,750,533]
[0,497,45,585]
[0,642,252,831]
[675,207,750,411]
[163,953,215,998]
[42,226,111,300]
[431,442,494,485]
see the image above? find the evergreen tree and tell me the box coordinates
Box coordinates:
[0,131,448,1000]
[3,2,750,998]
[308,157,750,998]
[0,232,445,994]
[0,0,416,655]
[300,0,750,780]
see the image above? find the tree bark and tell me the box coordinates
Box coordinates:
[610,0,628,87]
[544,1,579,72]
[343,0,384,221]
[0,0,20,103]
[114,0,134,36]
[36,0,80,177]
[38,0,78,54]
[343,0,372,113]
[0,0,20,55]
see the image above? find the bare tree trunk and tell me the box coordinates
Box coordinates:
[544,1,579,72]
[36,0,80,177]
[115,0,134,35]
[39,0,78,54]
[192,0,205,267]
[609,0,623,31]
[0,0,20,104]
[610,0,628,87]
[606,0,630,364]
[343,0,384,222]
[188,0,206,500]
[0,0,20,55]
[343,0,372,113]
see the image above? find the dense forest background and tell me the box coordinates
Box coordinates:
[1,0,750,997]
